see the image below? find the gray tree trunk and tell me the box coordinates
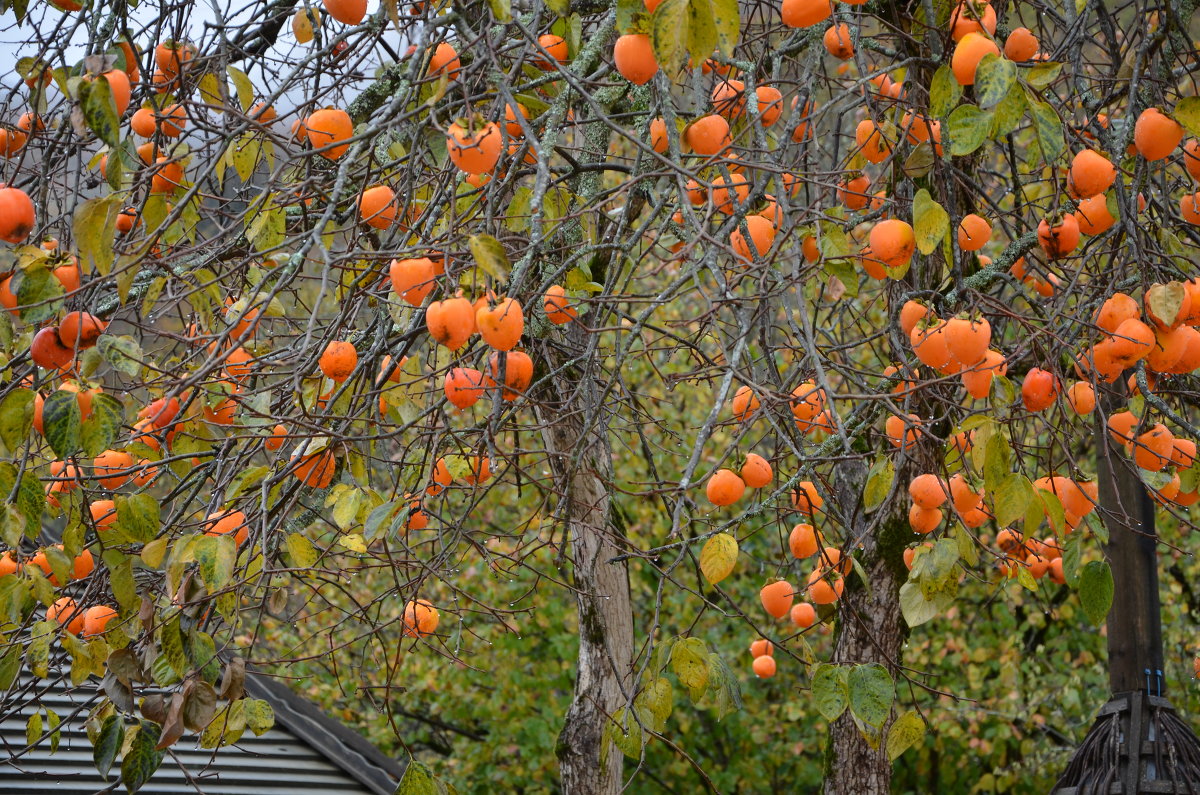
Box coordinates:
[823,512,907,795]
[537,324,634,795]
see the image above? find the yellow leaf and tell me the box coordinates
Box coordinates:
[699,532,737,584]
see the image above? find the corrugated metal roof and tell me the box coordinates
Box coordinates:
[0,671,404,794]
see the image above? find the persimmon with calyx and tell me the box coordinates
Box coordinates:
[951,33,999,85]
[535,34,568,69]
[707,469,745,506]
[205,510,249,546]
[685,115,731,156]
[446,120,502,175]
[1021,368,1059,411]
[1134,108,1183,161]
[760,580,794,618]
[0,186,35,244]
[950,1,996,39]
[1069,149,1116,198]
[957,214,991,251]
[390,257,436,307]
[789,523,819,558]
[292,447,336,488]
[613,34,658,85]
[823,23,854,59]
[426,296,477,350]
[359,186,397,229]
[306,108,353,159]
[943,315,991,365]
[31,327,74,370]
[319,341,358,382]
[868,219,915,268]
[1038,214,1080,259]
[750,639,773,658]
[444,367,485,409]
[486,351,534,400]
[543,285,577,324]
[477,297,525,351]
[741,454,772,488]
[781,0,832,28]
[403,599,439,637]
[1004,27,1038,60]
[909,474,947,509]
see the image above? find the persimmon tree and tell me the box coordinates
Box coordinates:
[0,0,1199,792]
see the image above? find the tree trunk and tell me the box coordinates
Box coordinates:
[823,512,908,795]
[1095,388,1164,694]
[536,326,634,795]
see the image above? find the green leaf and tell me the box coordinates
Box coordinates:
[0,388,34,453]
[698,532,737,584]
[74,195,121,276]
[1022,61,1063,90]
[947,104,993,156]
[160,615,189,678]
[42,389,81,457]
[94,714,125,780]
[46,709,60,752]
[912,189,948,255]
[488,0,512,24]
[863,454,894,512]
[929,65,962,118]
[900,581,953,627]
[991,83,1026,137]
[636,676,674,731]
[886,709,926,761]
[1025,90,1065,163]
[27,620,53,677]
[669,636,710,694]
[79,77,120,146]
[246,194,285,253]
[708,0,740,58]
[14,267,64,323]
[194,533,236,590]
[108,553,138,610]
[467,234,510,282]
[651,0,688,75]
[0,643,20,690]
[243,698,274,736]
[97,334,143,376]
[974,54,1016,109]
[993,473,1033,528]
[1176,97,1200,138]
[26,711,42,748]
[121,721,164,793]
[80,392,123,457]
[396,759,456,795]
[849,663,894,729]
[1078,559,1114,626]
[225,465,269,501]
[812,663,849,722]
[115,493,160,543]
[609,705,647,759]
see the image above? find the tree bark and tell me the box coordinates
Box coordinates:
[536,325,634,795]
[1096,388,1164,694]
[823,508,907,795]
